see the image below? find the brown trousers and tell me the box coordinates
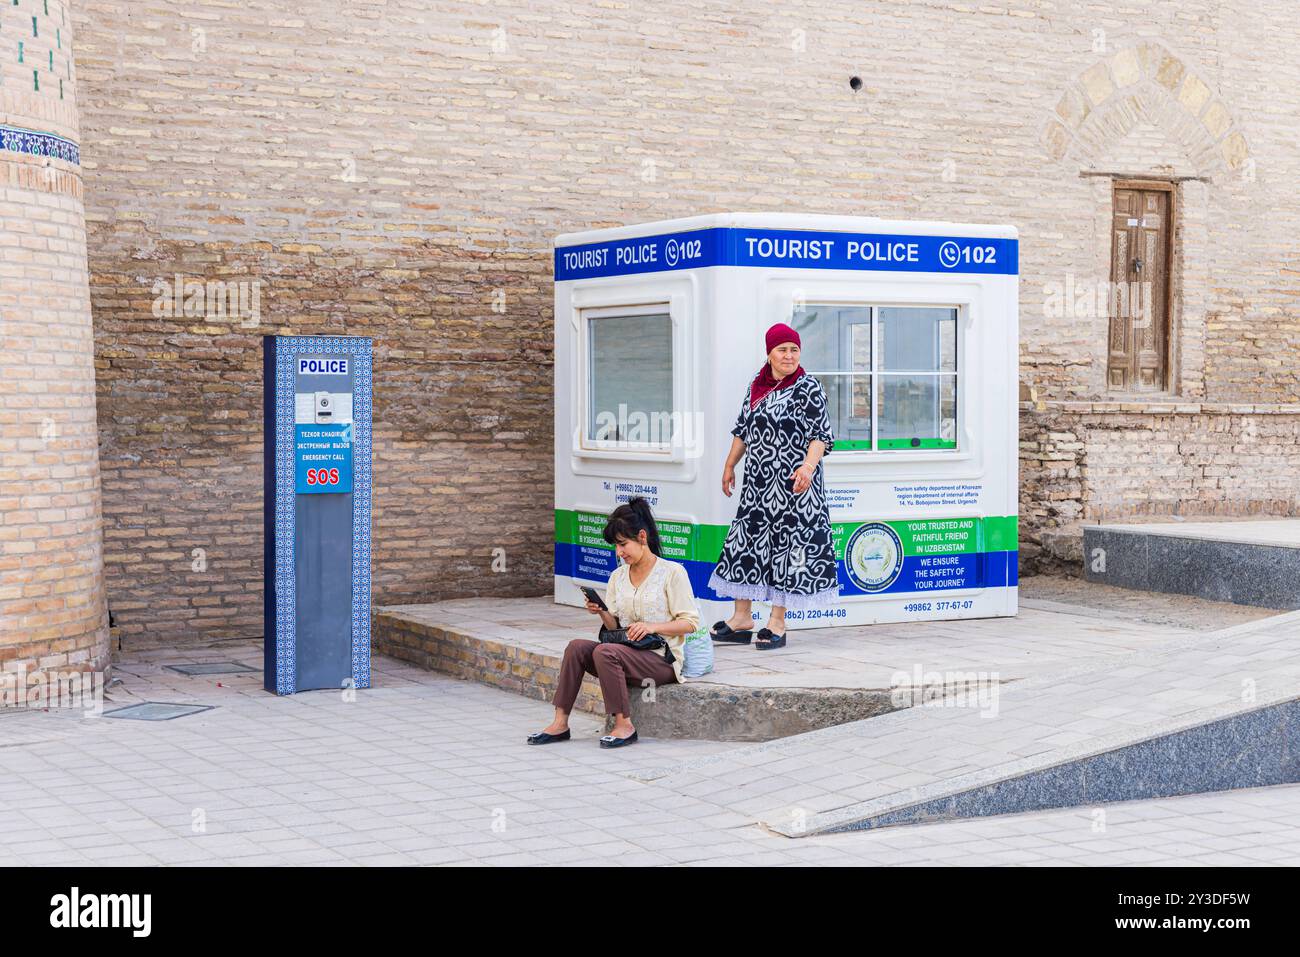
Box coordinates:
[553,638,677,717]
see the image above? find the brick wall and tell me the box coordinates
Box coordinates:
[1020,401,1300,572]
[62,1,1300,640]
[0,0,110,675]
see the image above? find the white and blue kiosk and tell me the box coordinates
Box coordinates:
[553,213,1018,630]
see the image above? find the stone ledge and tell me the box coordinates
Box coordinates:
[1083,523,1300,609]
[373,608,901,742]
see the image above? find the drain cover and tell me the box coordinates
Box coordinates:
[103,703,215,721]
[165,662,259,676]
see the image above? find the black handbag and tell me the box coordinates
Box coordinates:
[597,624,676,664]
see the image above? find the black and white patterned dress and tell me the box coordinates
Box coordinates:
[708,374,841,610]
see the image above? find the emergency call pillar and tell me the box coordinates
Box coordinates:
[262,336,373,694]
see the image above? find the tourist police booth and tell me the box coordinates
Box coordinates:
[553,213,1018,630]
[263,336,373,693]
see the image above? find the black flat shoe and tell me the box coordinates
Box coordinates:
[710,620,753,644]
[754,628,786,650]
[599,730,638,749]
[526,729,571,745]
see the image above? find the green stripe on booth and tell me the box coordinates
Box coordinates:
[983,515,1019,552]
[556,509,1017,564]
[876,438,958,450]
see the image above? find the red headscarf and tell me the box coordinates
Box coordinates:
[749,323,805,408]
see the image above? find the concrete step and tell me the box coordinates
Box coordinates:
[625,610,1300,836]
[373,603,900,741]
[1084,518,1300,609]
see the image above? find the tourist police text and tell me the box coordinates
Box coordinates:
[742,236,920,264]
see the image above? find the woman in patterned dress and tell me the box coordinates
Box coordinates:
[708,323,839,649]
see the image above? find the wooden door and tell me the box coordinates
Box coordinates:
[1108,185,1172,391]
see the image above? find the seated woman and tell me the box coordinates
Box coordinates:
[528,496,699,749]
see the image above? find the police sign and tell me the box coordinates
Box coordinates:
[298,357,349,376]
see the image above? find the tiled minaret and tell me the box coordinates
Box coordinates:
[0,0,109,683]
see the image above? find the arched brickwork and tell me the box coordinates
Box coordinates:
[1043,41,1250,179]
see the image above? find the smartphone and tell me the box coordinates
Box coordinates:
[578,585,608,611]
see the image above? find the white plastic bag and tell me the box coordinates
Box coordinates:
[681,624,714,678]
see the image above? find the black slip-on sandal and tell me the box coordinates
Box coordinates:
[526,729,571,745]
[754,627,786,651]
[598,730,638,749]
[710,620,754,644]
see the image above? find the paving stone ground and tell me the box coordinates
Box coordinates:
[2,631,1299,866]
[630,608,1300,835]
[1019,574,1279,631]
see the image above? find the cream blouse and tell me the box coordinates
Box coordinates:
[604,556,701,683]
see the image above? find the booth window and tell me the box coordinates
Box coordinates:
[793,304,958,451]
[585,310,675,446]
